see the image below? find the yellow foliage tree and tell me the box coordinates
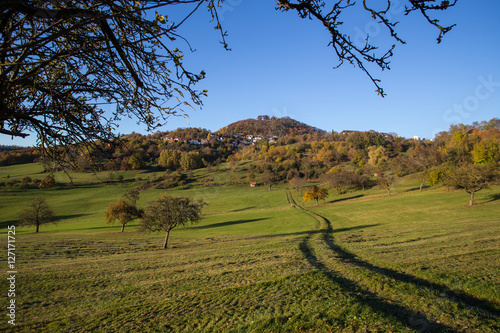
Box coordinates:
[303,185,329,205]
[105,199,141,232]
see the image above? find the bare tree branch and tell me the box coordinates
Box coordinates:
[1,0,457,167]
[277,0,457,96]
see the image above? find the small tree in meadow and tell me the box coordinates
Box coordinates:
[105,199,142,232]
[141,194,206,249]
[19,196,56,232]
[445,163,498,206]
[377,173,396,196]
[289,176,306,194]
[303,185,329,205]
[261,169,278,191]
[123,189,140,206]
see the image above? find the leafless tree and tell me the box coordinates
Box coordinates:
[19,196,56,232]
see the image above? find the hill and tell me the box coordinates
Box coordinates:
[218,116,324,136]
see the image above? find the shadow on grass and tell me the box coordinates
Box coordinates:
[406,185,431,192]
[327,194,364,204]
[73,226,120,232]
[317,213,500,321]
[0,213,90,230]
[484,193,500,203]
[0,220,17,229]
[56,214,89,222]
[190,218,269,230]
[230,206,257,213]
[299,230,456,332]
[331,224,381,234]
[246,225,381,242]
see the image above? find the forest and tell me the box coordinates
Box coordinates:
[1,117,499,203]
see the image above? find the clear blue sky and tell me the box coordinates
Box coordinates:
[3,1,500,146]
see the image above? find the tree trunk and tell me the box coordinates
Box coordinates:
[36,222,40,233]
[163,229,171,249]
[419,181,424,192]
[121,224,125,232]
[469,191,475,206]
[387,187,391,197]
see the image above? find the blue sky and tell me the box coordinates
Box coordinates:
[3,1,500,147]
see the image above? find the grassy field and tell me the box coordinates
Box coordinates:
[1,163,499,332]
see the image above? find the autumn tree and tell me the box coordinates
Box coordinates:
[289,176,307,194]
[377,173,396,197]
[38,175,56,188]
[445,164,498,206]
[105,199,142,232]
[141,194,206,249]
[260,168,279,191]
[303,185,329,205]
[1,0,457,161]
[128,153,145,170]
[321,171,359,195]
[472,140,500,165]
[123,189,140,206]
[19,196,56,232]
[407,144,445,191]
[417,171,428,192]
[180,151,203,171]
[158,149,182,170]
[368,146,388,170]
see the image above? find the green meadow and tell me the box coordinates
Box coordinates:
[1,163,499,332]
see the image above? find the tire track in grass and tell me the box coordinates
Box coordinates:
[286,191,458,332]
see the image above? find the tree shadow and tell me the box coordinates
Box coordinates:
[331,224,381,234]
[56,213,89,222]
[1,213,90,230]
[318,214,500,319]
[246,229,322,241]
[0,220,18,229]
[406,185,431,192]
[483,193,500,203]
[299,231,456,332]
[327,194,364,204]
[73,225,120,231]
[190,218,269,230]
[230,206,257,213]
[139,166,164,174]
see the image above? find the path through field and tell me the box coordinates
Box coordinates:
[286,191,500,333]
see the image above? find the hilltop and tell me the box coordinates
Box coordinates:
[217,116,324,137]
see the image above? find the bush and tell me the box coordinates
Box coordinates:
[39,175,56,188]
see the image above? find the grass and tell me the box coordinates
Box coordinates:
[1,162,499,332]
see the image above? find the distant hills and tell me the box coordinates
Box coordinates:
[217,116,324,137]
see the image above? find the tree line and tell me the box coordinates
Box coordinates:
[3,118,500,205]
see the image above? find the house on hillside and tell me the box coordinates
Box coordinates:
[189,139,202,145]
